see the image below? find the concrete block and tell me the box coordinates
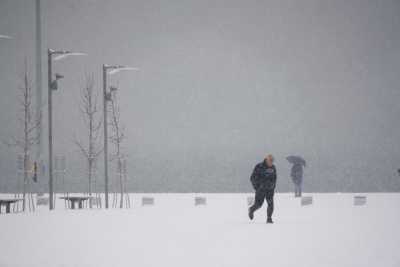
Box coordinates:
[301,196,313,206]
[142,197,154,206]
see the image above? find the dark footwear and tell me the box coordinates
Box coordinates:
[248,207,254,220]
[266,217,273,224]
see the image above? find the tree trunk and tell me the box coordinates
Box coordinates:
[88,159,93,208]
[23,153,28,211]
[119,158,123,208]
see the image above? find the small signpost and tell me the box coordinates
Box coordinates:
[194,196,206,206]
[354,195,367,206]
[301,196,313,206]
[142,197,154,206]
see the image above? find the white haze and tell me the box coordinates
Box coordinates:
[0,0,399,192]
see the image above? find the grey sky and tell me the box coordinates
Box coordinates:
[0,0,399,192]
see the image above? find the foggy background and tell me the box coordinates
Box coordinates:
[0,0,399,193]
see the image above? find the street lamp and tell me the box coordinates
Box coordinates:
[48,49,86,210]
[102,64,138,209]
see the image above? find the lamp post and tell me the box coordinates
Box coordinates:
[47,49,86,210]
[102,64,138,209]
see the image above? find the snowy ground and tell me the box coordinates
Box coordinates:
[0,193,399,267]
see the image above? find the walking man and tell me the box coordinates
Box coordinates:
[248,154,277,224]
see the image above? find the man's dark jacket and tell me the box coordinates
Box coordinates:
[250,161,277,192]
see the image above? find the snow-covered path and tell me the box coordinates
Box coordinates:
[0,193,399,267]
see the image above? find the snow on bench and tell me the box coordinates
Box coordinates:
[301,196,313,206]
[142,197,154,206]
[194,196,206,206]
[354,195,367,206]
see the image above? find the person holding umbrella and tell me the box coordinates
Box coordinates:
[286,156,306,197]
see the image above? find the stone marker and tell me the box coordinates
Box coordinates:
[354,195,367,206]
[142,197,154,206]
[195,196,206,206]
[301,196,313,206]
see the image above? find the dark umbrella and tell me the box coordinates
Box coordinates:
[286,155,306,167]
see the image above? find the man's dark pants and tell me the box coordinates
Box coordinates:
[249,187,274,219]
[294,183,302,197]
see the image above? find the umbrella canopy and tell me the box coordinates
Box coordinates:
[286,155,306,167]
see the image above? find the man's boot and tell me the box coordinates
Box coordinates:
[266,217,273,224]
[248,207,254,220]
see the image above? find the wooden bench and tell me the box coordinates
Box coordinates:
[60,196,89,209]
[0,199,23,214]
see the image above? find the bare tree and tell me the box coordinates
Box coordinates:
[123,159,131,208]
[4,60,40,212]
[74,74,102,208]
[109,91,128,208]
